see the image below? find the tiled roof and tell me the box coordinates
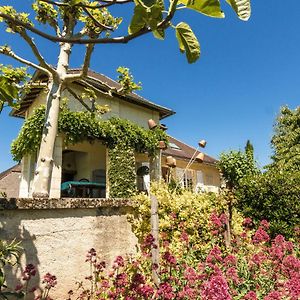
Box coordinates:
[0,164,21,180]
[11,69,175,120]
[163,136,218,165]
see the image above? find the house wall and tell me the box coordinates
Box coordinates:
[21,84,161,198]
[64,84,160,128]
[162,156,220,193]
[0,199,137,300]
[0,171,21,198]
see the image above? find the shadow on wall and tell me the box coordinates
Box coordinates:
[0,219,40,300]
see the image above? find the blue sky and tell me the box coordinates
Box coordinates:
[0,0,299,172]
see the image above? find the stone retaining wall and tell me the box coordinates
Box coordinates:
[0,198,138,299]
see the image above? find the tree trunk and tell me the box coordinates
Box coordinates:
[32,41,72,198]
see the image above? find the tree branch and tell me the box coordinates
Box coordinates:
[77,79,114,98]
[0,47,52,76]
[82,7,114,31]
[19,29,55,75]
[64,43,95,81]
[39,0,133,9]
[81,43,95,76]
[65,87,93,112]
[0,3,177,45]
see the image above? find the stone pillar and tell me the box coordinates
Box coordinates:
[49,136,63,198]
[105,148,109,198]
[149,150,161,182]
[19,155,31,198]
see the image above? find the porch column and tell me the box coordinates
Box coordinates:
[19,155,31,198]
[49,136,63,198]
[150,150,161,182]
[105,148,109,198]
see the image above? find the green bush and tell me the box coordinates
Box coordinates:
[131,183,244,255]
[237,170,300,238]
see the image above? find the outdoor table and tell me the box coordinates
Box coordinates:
[61,181,106,198]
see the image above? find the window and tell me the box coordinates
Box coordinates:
[176,168,193,191]
[169,142,181,150]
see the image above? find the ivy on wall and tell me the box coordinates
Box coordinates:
[108,143,137,198]
[11,105,167,161]
[11,105,167,198]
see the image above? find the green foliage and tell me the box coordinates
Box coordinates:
[117,67,142,95]
[218,150,258,189]
[0,64,28,112]
[235,106,300,237]
[32,1,58,26]
[175,22,201,64]
[108,143,137,198]
[11,107,45,161]
[131,183,243,255]
[178,0,225,18]
[11,105,167,161]
[79,7,122,38]
[237,170,300,237]
[270,106,300,172]
[0,6,33,33]
[0,239,21,291]
[226,0,251,21]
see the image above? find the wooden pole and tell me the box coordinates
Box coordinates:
[149,150,161,286]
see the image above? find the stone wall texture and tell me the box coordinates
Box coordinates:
[0,198,138,299]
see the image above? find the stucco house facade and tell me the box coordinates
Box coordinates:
[3,69,220,198]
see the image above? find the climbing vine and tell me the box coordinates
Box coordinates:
[108,143,137,198]
[11,105,167,197]
[11,105,167,162]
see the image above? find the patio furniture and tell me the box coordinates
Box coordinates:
[61,181,106,198]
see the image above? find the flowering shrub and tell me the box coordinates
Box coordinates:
[1,262,57,300]
[69,216,300,300]
[131,183,244,256]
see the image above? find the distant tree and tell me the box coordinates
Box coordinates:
[269,106,300,172]
[245,139,254,163]
[0,0,251,198]
[217,145,258,246]
[236,106,300,237]
[218,147,258,191]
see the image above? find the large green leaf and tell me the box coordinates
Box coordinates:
[0,77,18,105]
[128,5,147,35]
[128,3,164,39]
[179,0,224,18]
[175,22,200,63]
[226,0,251,21]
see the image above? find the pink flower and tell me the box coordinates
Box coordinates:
[158,282,175,300]
[210,212,224,228]
[42,272,57,289]
[114,256,125,267]
[206,247,223,263]
[252,227,270,244]
[163,251,177,265]
[251,252,267,266]
[224,255,237,267]
[242,218,253,228]
[226,267,239,284]
[202,274,232,300]
[285,277,300,300]
[242,291,257,300]
[260,220,270,230]
[263,291,281,300]
[22,264,36,281]
[180,231,189,243]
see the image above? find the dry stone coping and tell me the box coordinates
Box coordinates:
[0,197,133,210]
